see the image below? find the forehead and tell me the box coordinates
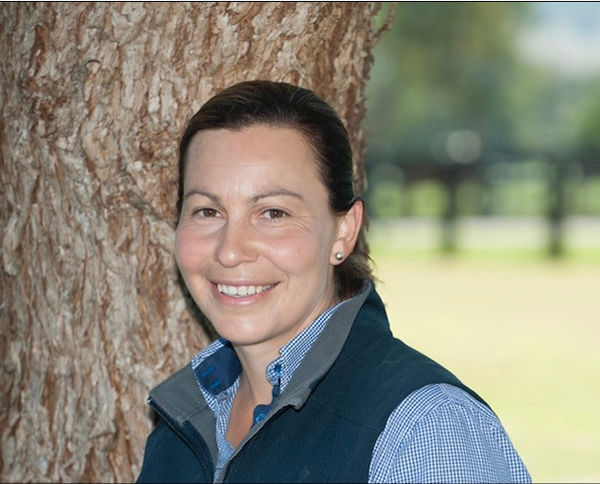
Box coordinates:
[184,125,323,183]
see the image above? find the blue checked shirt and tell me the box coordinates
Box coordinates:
[191,301,531,483]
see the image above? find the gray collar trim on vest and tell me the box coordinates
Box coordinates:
[148,364,219,464]
[273,280,373,411]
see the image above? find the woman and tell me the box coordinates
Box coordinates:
[137,80,530,483]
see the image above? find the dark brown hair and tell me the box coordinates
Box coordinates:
[178,80,372,298]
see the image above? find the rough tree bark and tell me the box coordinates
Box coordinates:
[0,3,389,482]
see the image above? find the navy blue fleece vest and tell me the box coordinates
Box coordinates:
[220,289,485,483]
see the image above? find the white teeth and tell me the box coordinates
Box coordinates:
[217,284,272,297]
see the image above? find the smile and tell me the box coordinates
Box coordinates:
[216,283,274,297]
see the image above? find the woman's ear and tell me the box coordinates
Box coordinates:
[330,200,364,265]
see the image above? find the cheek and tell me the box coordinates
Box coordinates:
[175,227,207,272]
[264,229,332,274]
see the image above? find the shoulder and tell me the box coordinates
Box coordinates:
[369,383,531,483]
[390,382,497,430]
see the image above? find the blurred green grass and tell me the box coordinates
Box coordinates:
[368,230,600,482]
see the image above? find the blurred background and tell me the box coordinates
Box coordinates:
[365,3,600,482]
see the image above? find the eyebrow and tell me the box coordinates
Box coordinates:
[250,189,305,203]
[183,189,221,204]
[183,188,305,204]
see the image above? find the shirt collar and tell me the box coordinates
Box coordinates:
[191,299,348,398]
[193,340,241,396]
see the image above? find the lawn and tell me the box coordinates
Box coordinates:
[369,234,600,482]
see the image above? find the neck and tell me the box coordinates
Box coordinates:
[226,344,277,448]
[233,344,278,405]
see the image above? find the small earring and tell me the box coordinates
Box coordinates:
[335,252,344,261]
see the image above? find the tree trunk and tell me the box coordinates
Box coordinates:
[0,2,384,481]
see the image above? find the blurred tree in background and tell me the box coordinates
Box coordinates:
[369,3,525,158]
[366,2,600,255]
[579,83,600,155]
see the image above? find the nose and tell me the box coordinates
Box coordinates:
[215,217,258,267]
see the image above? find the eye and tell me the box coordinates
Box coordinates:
[193,207,221,218]
[262,208,288,220]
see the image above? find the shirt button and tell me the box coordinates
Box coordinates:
[255,413,267,424]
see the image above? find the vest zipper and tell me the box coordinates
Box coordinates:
[219,405,289,483]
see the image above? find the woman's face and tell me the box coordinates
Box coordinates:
[176,125,347,353]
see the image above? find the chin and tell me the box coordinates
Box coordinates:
[210,318,268,345]
[218,332,272,349]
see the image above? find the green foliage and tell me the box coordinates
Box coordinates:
[457,181,488,215]
[370,181,447,218]
[570,176,600,214]
[368,172,600,219]
[371,181,404,217]
[366,3,600,219]
[490,179,548,215]
[578,85,600,154]
[485,160,549,215]
[368,3,526,156]
[507,71,598,152]
[408,181,447,217]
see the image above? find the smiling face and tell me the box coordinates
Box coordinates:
[176,125,352,354]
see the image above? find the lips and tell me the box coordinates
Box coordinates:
[216,283,274,297]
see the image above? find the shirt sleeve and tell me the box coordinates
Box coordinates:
[368,383,531,483]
